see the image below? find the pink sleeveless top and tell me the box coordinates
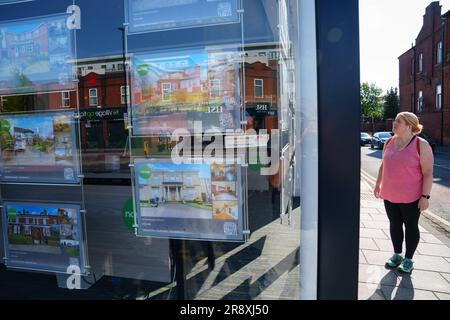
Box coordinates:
[379,136,423,203]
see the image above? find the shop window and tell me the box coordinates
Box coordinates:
[254,79,264,98]
[62,91,70,108]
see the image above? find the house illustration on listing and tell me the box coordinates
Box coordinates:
[140,169,212,204]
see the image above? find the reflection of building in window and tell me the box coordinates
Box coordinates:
[62,91,70,107]
[121,85,129,104]
[254,79,263,98]
[89,88,98,106]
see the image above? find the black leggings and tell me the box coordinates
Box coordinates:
[384,199,421,259]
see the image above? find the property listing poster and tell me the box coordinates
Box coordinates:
[133,158,244,241]
[2,202,86,274]
[0,13,76,94]
[126,0,240,34]
[0,111,80,183]
[130,47,240,136]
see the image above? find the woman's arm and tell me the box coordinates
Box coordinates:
[418,139,434,211]
[374,138,389,198]
[374,163,383,198]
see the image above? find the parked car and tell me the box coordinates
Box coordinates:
[149,198,159,207]
[360,132,372,146]
[418,132,436,154]
[370,131,393,149]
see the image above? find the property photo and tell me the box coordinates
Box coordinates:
[0,113,74,168]
[137,162,213,219]
[212,200,238,221]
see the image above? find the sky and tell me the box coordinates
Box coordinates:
[359,0,450,93]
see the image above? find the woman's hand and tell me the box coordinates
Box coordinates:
[418,197,429,212]
[374,184,381,198]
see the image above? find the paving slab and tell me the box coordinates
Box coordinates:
[397,270,450,294]
[360,228,389,240]
[359,238,379,250]
[416,243,450,258]
[373,239,394,252]
[360,213,374,222]
[420,233,443,244]
[435,292,450,300]
[363,221,391,229]
[413,255,450,273]
[359,264,398,286]
[380,285,438,300]
[358,284,385,300]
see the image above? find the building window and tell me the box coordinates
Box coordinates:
[437,41,443,65]
[254,79,263,98]
[89,88,98,106]
[209,79,221,98]
[121,85,129,104]
[418,53,423,73]
[62,91,70,107]
[436,85,442,111]
[162,83,171,101]
[418,91,423,112]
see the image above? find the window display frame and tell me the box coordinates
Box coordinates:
[128,45,242,137]
[0,12,77,96]
[1,200,88,275]
[131,157,247,242]
[124,0,241,35]
[0,110,82,185]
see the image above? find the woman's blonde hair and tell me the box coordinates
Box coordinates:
[396,112,423,135]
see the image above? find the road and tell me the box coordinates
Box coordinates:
[361,145,450,234]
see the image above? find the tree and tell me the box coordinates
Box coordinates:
[383,87,399,120]
[360,82,383,120]
[360,82,383,132]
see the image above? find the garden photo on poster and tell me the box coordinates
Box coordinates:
[134,158,244,241]
[0,13,76,95]
[2,202,85,274]
[130,47,240,136]
[0,111,79,183]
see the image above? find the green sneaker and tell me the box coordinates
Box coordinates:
[397,258,414,273]
[385,254,403,268]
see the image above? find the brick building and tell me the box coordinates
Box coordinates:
[399,1,450,145]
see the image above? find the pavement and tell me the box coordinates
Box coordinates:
[359,175,450,300]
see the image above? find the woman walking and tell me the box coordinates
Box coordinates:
[374,112,434,273]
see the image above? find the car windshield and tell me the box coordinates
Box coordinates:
[361,133,370,137]
[378,133,392,139]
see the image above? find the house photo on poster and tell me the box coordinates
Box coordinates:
[0,111,80,183]
[130,47,240,136]
[126,0,240,34]
[2,202,86,274]
[133,158,244,241]
[0,13,76,95]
